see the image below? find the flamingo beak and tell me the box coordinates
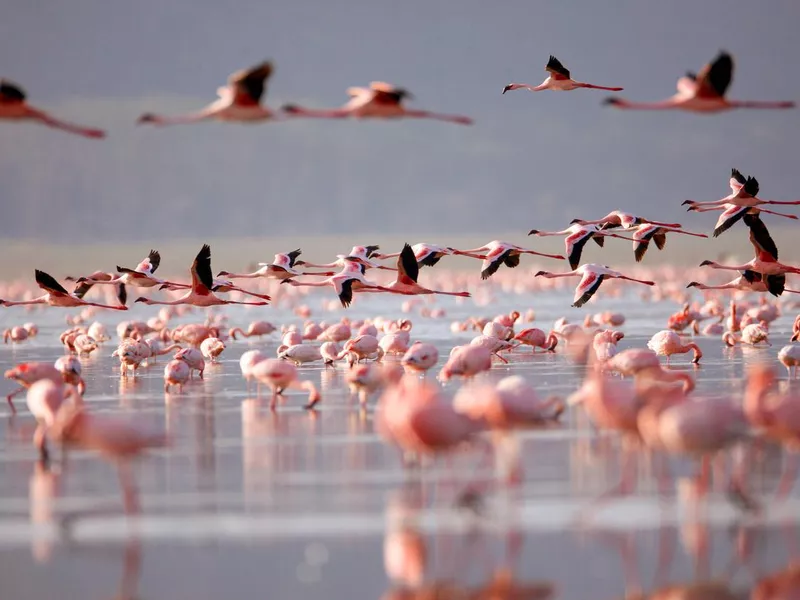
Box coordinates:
[502,85,512,95]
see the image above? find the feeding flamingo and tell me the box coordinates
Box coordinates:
[0,79,105,138]
[282,81,473,125]
[535,264,655,307]
[604,51,795,113]
[647,330,703,364]
[138,61,279,126]
[503,55,623,94]
[134,245,269,307]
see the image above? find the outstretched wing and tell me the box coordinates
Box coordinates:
[338,278,354,308]
[743,176,759,197]
[545,55,570,80]
[228,61,273,104]
[370,82,411,104]
[191,244,215,293]
[35,270,70,296]
[397,244,419,284]
[0,79,26,103]
[695,51,733,98]
[765,274,786,297]
[116,283,128,306]
[743,212,779,260]
[286,248,302,267]
[480,249,510,280]
[364,245,381,259]
[730,168,747,193]
[713,204,749,238]
[573,273,604,308]
[136,249,161,275]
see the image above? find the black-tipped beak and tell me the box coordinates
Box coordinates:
[699,260,712,267]
[134,297,147,303]
[280,279,292,285]
[502,85,512,95]
[570,219,582,225]
[528,229,539,236]
[534,271,546,277]
[686,282,698,288]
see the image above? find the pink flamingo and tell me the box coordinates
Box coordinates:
[401,342,439,373]
[779,345,800,378]
[374,243,483,268]
[609,224,708,262]
[503,55,623,94]
[74,250,164,293]
[455,240,564,280]
[138,61,279,126]
[218,249,333,281]
[604,51,794,113]
[250,358,320,410]
[1,270,127,310]
[0,79,105,138]
[647,330,703,364]
[606,348,695,393]
[529,224,627,269]
[438,345,492,382]
[369,244,471,298]
[687,271,799,297]
[134,245,268,307]
[281,259,395,308]
[229,321,276,340]
[570,210,681,231]
[684,168,800,214]
[534,264,655,307]
[513,328,558,352]
[164,359,191,393]
[158,275,272,302]
[282,81,473,125]
[25,380,82,463]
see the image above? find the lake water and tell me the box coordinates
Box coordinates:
[1,286,799,599]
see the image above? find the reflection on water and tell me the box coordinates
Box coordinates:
[1,294,800,598]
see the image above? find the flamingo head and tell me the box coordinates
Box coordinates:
[527,229,539,236]
[137,113,161,125]
[570,219,587,225]
[699,260,713,267]
[602,97,623,106]
[686,282,699,288]
[534,271,549,278]
[502,84,513,95]
[134,297,150,304]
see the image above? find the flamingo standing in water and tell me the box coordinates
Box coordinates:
[604,51,795,112]
[138,61,278,126]
[534,264,655,308]
[608,224,708,262]
[0,79,105,138]
[528,224,629,269]
[503,55,623,94]
[454,240,564,280]
[1,271,127,310]
[647,330,702,364]
[281,259,395,308]
[282,82,473,125]
[134,245,268,307]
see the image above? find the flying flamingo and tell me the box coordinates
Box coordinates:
[698,245,800,278]
[138,61,278,126]
[604,51,795,113]
[158,276,272,302]
[298,245,395,272]
[503,55,623,94]
[684,168,800,212]
[282,81,473,125]
[454,240,564,280]
[687,270,799,297]
[374,243,483,268]
[134,245,268,307]
[0,79,105,138]
[608,224,708,262]
[364,244,471,298]
[73,250,163,294]
[281,259,395,308]
[1,270,127,310]
[528,224,629,269]
[218,249,332,281]
[534,264,655,307]
[571,210,681,231]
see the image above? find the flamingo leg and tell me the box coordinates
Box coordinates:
[776,451,800,500]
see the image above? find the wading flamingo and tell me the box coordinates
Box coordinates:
[282,82,473,125]
[503,55,623,94]
[535,264,655,307]
[604,51,795,113]
[647,330,703,364]
[0,79,105,138]
[138,61,279,126]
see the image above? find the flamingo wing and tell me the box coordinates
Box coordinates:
[743,212,779,260]
[566,232,592,270]
[190,244,215,295]
[0,79,26,103]
[591,234,605,247]
[34,270,70,296]
[397,244,419,284]
[480,248,509,280]
[364,245,381,258]
[503,252,521,268]
[743,176,760,197]
[653,231,667,250]
[713,204,749,238]
[338,278,355,308]
[228,61,273,105]
[136,249,161,275]
[116,283,128,306]
[730,168,747,193]
[764,273,786,297]
[694,51,733,98]
[284,249,302,267]
[545,55,570,80]
[573,272,604,308]
[370,82,412,104]
[417,248,442,267]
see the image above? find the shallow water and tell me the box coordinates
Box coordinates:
[1,289,800,599]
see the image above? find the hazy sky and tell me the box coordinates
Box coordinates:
[2,0,799,243]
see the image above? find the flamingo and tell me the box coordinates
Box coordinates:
[250,359,320,410]
[605,348,696,394]
[298,245,394,272]
[647,330,702,364]
[513,328,558,352]
[74,250,164,292]
[503,55,623,94]
[366,244,471,297]
[0,79,105,138]
[534,264,655,308]
[138,61,279,126]
[282,81,473,125]
[778,345,800,378]
[66,273,127,307]
[158,276,272,302]
[374,243,483,268]
[218,249,332,281]
[1,270,127,310]
[690,200,798,241]
[687,270,800,297]
[164,359,191,393]
[609,224,708,262]
[570,210,681,230]
[528,223,629,269]
[455,240,564,280]
[604,51,795,112]
[699,245,800,278]
[134,245,268,307]
[281,259,395,308]
[684,168,800,213]
[401,342,439,373]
